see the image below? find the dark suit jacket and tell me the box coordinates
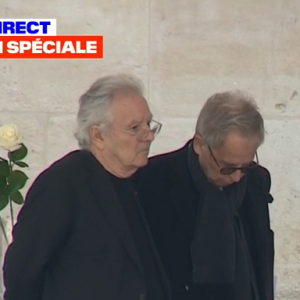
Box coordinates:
[132,141,275,300]
[3,150,171,300]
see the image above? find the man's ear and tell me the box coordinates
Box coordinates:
[193,133,205,155]
[89,125,105,150]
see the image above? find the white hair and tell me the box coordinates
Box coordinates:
[74,73,145,149]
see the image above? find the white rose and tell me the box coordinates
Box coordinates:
[0,124,23,152]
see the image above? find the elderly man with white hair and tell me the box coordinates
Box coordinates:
[3,74,170,300]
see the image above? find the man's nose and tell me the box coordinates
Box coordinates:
[145,129,155,142]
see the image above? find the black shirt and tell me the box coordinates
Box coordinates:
[109,172,165,300]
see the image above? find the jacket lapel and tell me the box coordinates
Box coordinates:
[81,150,144,276]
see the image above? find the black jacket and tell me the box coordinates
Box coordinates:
[3,150,171,300]
[132,141,275,300]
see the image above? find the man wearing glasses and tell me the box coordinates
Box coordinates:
[133,90,275,300]
[3,74,169,300]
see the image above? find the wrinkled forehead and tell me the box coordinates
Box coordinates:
[111,93,152,125]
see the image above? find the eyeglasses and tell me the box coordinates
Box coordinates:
[208,146,259,175]
[114,119,162,141]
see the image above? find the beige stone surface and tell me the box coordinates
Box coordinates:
[275,264,300,299]
[149,118,196,155]
[0,0,299,298]
[0,60,149,113]
[45,114,78,165]
[149,0,300,118]
[259,120,300,267]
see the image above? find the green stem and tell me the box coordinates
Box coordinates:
[9,196,14,229]
[8,160,14,229]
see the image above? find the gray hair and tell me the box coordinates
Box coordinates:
[74,73,145,149]
[195,90,265,149]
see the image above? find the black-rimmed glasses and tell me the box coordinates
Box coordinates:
[208,146,259,175]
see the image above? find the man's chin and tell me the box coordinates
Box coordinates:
[136,156,149,168]
[209,178,231,188]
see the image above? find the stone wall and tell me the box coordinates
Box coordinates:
[0,1,299,298]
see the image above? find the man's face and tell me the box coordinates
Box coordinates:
[98,92,154,175]
[194,133,259,187]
